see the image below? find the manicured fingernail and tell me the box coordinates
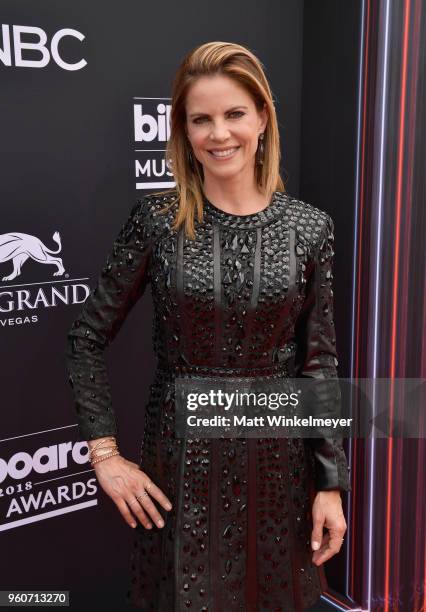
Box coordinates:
[158,519,164,527]
[312,541,320,550]
[147,523,152,529]
[166,503,172,510]
[131,523,137,528]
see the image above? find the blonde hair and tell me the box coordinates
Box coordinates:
[151,41,286,239]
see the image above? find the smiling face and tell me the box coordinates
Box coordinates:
[185,74,268,185]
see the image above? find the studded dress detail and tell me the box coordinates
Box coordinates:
[65,190,351,612]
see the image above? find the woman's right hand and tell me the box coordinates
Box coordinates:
[92,454,173,530]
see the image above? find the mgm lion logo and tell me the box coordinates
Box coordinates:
[0,232,65,282]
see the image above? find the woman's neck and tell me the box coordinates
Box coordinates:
[202,178,269,216]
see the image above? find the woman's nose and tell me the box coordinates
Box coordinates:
[209,122,231,142]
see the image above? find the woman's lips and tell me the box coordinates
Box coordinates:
[208,146,241,160]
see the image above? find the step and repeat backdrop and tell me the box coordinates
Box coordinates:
[0,2,312,609]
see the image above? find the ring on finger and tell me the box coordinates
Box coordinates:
[136,491,149,502]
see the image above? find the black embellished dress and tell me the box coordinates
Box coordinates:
[65,189,350,612]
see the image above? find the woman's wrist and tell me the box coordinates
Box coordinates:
[91,450,121,466]
[87,436,121,466]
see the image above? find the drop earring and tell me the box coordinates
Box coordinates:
[188,148,195,171]
[256,133,265,165]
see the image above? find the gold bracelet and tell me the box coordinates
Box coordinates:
[89,440,118,461]
[90,446,118,462]
[89,443,118,458]
[91,452,120,466]
[90,436,116,451]
[91,450,120,466]
[88,436,116,455]
[90,448,118,463]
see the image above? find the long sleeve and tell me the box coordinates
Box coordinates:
[294,213,351,492]
[65,196,157,442]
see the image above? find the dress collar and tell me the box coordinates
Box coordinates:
[201,191,288,228]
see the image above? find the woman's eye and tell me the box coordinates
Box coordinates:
[193,111,245,124]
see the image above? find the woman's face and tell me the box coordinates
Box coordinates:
[185,74,268,183]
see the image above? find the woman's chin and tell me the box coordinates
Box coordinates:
[205,162,244,179]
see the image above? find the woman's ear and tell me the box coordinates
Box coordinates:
[260,103,269,132]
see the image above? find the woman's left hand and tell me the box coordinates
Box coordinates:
[310,490,347,566]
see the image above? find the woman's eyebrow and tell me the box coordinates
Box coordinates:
[188,105,248,118]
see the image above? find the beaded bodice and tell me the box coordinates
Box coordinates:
[147,190,337,376]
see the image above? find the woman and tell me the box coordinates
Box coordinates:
[66,41,350,611]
